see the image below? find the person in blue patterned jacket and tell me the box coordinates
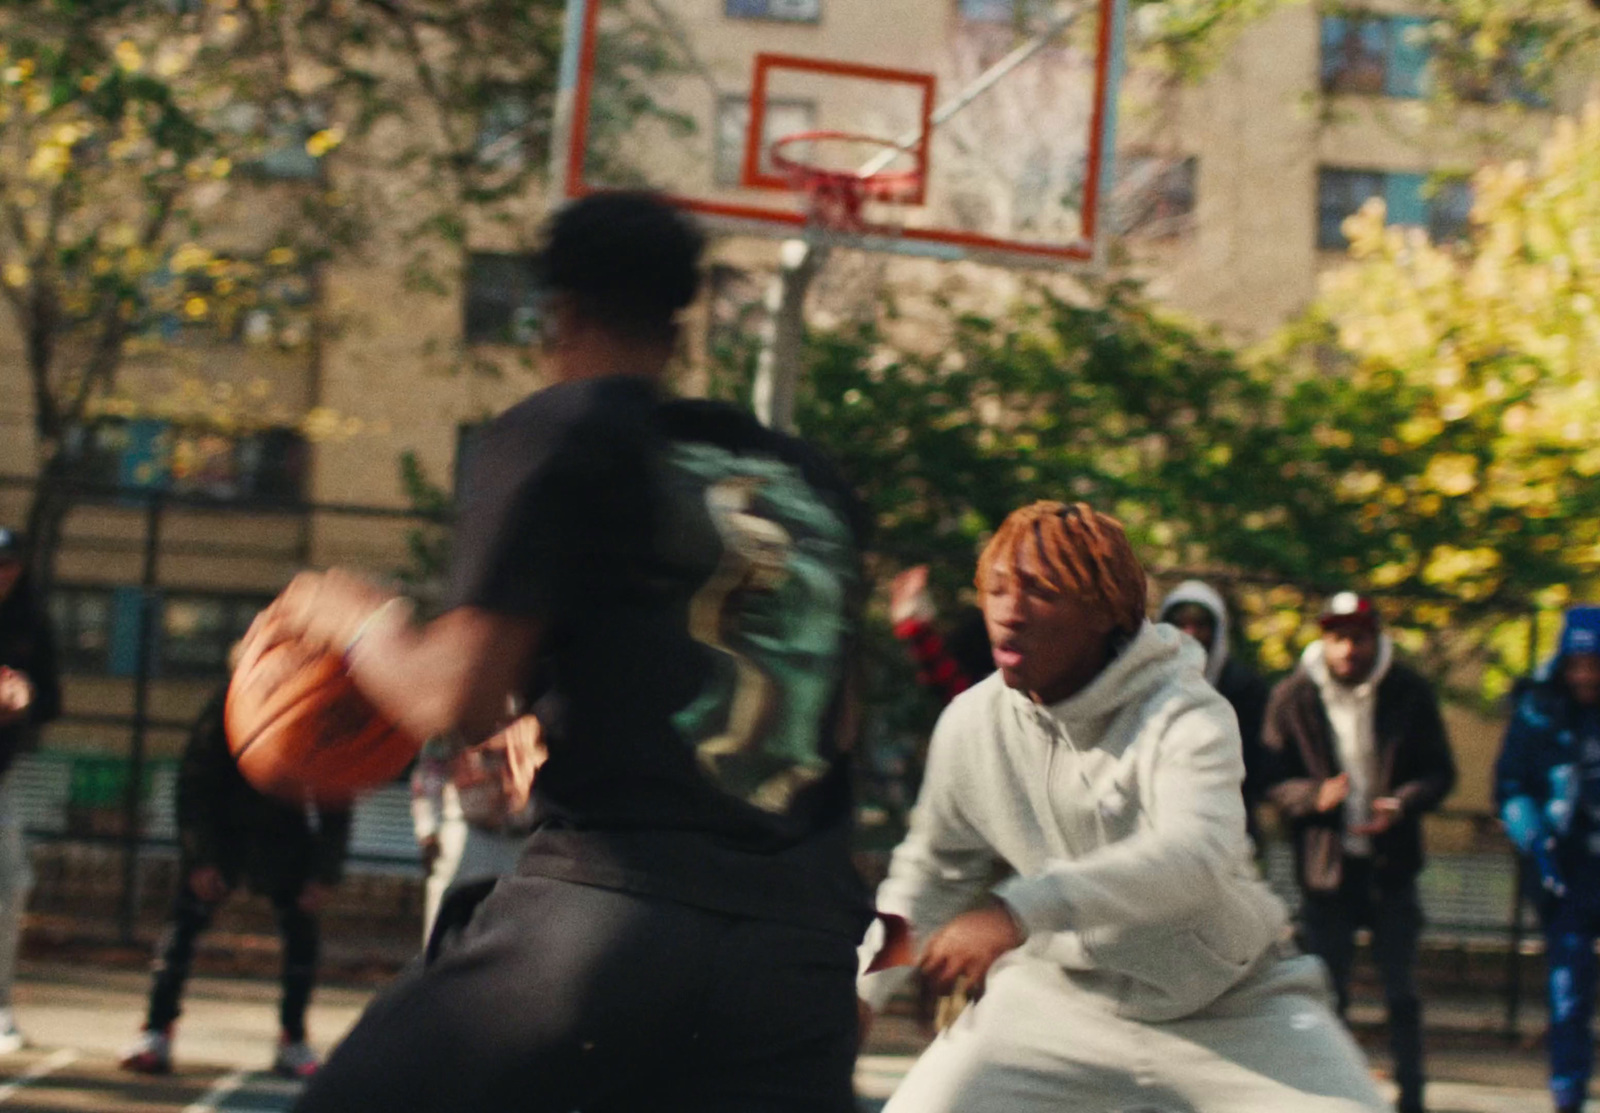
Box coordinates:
[1495,604,1600,1113]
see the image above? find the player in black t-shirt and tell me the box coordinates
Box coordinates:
[260,193,872,1113]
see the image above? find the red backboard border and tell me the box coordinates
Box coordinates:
[561,0,1125,269]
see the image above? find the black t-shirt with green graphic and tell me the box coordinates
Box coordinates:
[446,376,870,935]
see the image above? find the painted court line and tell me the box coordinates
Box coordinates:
[184,1067,252,1113]
[0,1048,79,1102]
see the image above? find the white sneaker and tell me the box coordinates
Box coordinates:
[119,1028,172,1074]
[0,1009,26,1055]
[272,1037,319,1079]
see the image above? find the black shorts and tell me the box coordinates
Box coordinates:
[295,872,861,1113]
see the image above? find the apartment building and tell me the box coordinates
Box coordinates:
[0,0,1573,783]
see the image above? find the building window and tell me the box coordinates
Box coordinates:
[50,588,114,674]
[1321,14,1429,98]
[1317,167,1474,250]
[725,0,819,21]
[217,101,326,181]
[958,0,1048,22]
[62,421,308,503]
[714,96,817,188]
[1448,32,1547,108]
[158,594,272,677]
[1109,155,1197,239]
[463,253,542,345]
[1428,178,1474,243]
[142,250,315,350]
[476,93,534,171]
[1317,168,1385,249]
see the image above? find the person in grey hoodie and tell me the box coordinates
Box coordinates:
[1159,580,1270,847]
[858,502,1383,1113]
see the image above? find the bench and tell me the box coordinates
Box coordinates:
[7,753,424,875]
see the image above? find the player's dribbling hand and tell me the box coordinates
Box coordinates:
[0,668,33,728]
[918,899,1025,997]
[272,569,394,656]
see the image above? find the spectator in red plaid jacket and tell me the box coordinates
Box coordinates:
[889,565,995,708]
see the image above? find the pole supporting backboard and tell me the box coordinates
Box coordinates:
[549,0,597,202]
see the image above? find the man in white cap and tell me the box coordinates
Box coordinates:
[1262,592,1456,1113]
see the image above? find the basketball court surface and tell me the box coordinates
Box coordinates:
[0,962,1580,1113]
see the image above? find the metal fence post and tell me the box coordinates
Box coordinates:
[1504,855,1526,1040]
[119,492,162,944]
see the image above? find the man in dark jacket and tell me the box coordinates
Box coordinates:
[0,528,61,1052]
[1262,592,1455,1113]
[1158,580,1270,848]
[120,680,351,1078]
[1495,604,1600,1113]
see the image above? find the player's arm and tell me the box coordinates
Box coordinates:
[992,705,1249,936]
[861,701,996,1009]
[255,569,541,748]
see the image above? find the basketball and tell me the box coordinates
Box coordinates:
[225,629,418,806]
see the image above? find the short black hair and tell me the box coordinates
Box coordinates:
[535,192,705,342]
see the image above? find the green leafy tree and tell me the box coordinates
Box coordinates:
[0,0,351,576]
[1267,99,1600,697]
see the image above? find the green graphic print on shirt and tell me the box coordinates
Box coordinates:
[666,443,857,814]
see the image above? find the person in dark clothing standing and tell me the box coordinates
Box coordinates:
[1262,592,1456,1113]
[251,193,871,1113]
[120,680,351,1078]
[1495,604,1600,1113]
[1158,580,1270,848]
[0,528,61,1052]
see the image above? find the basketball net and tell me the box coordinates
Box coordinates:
[769,130,923,237]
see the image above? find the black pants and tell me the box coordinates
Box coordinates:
[146,875,320,1041]
[295,873,861,1113]
[1300,856,1424,1113]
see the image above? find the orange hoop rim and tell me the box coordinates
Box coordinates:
[768,130,924,204]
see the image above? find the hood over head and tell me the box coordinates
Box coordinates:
[1535,604,1600,682]
[1159,580,1230,686]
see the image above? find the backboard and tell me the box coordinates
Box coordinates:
[552,0,1127,270]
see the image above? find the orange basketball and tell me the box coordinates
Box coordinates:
[225,631,419,806]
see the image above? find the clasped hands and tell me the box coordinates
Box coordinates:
[1315,773,1403,836]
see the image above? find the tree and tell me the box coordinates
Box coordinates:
[1265,99,1600,698]
[0,0,353,577]
[1,0,687,581]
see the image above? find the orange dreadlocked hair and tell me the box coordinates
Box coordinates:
[975,501,1149,637]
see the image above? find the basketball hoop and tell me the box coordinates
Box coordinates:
[768,130,924,235]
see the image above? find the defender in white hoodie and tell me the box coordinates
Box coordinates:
[859,502,1382,1113]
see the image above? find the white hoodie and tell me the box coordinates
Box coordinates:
[862,621,1287,1022]
[1158,580,1231,687]
[1299,634,1395,856]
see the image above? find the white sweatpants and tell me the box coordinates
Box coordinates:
[884,949,1386,1113]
